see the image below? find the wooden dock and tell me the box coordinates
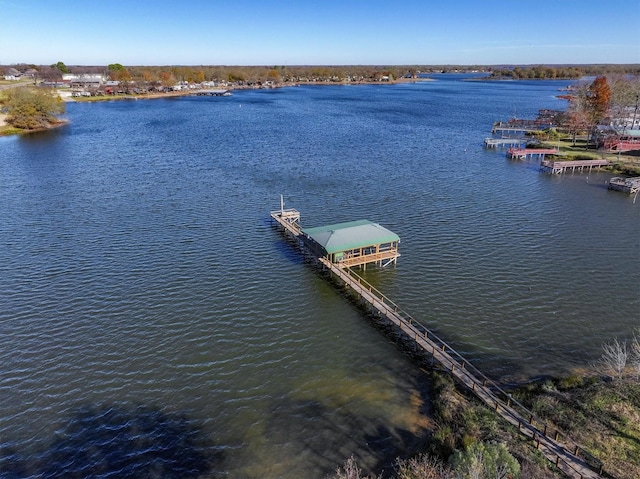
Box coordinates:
[484,138,527,148]
[608,176,640,194]
[491,125,538,137]
[605,139,640,152]
[507,147,559,160]
[540,159,610,175]
[270,205,608,479]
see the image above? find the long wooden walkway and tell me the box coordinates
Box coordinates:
[270,207,608,479]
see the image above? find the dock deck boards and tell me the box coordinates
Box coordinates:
[507,147,560,159]
[608,176,640,194]
[540,159,610,174]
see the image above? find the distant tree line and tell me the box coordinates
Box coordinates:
[490,66,584,79]
[4,62,639,86]
[490,64,640,80]
[558,74,640,145]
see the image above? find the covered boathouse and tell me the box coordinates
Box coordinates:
[301,219,400,268]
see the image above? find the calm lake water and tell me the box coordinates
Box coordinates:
[1,75,638,478]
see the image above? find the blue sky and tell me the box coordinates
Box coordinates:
[1,0,638,66]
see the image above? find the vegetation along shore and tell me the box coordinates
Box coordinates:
[327,328,640,479]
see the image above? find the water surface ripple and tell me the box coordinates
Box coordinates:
[1,75,638,478]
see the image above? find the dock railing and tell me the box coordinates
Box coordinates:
[337,249,400,268]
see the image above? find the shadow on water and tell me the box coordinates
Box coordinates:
[264,376,433,478]
[585,177,615,190]
[0,405,222,479]
[270,237,305,266]
[263,218,306,266]
[329,270,532,384]
[16,124,69,142]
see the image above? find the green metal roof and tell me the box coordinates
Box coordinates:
[302,220,400,254]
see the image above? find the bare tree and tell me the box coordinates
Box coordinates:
[561,108,590,145]
[631,329,640,382]
[395,454,452,479]
[330,456,381,479]
[449,442,520,479]
[599,338,628,380]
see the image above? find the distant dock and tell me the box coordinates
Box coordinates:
[608,176,640,194]
[507,147,559,160]
[491,122,539,137]
[484,138,527,148]
[491,126,538,137]
[191,89,232,96]
[540,159,609,175]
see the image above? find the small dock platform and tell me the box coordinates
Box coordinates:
[540,159,609,175]
[269,206,301,235]
[608,176,640,194]
[507,148,559,160]
[484,138,527,148]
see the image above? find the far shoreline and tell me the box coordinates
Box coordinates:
[60,76,438,103]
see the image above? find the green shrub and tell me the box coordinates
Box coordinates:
[4,87,65,130]
[449,441,520,479]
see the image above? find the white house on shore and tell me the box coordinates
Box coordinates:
[3,67,22,81]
